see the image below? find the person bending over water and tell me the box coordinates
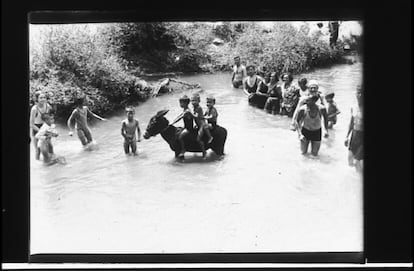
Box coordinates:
[231,56,247,88]
[344,85,363,173]
[67,95,107,147]
[295,95,329,156]
[325,91,340,129]
[171,95,194,158]
[121,107,142,155]
[30,91,54,160]
[35,113,59,165]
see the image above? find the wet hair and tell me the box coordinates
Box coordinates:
[206,96,216,103]
[270,72,279,82]
[74,96,85,106]
[234,56,240,60]
[298,78,308,85]
[125,107,135,113]
[41,112,54,122]
[281,73,293,82]
[179,95,190,104]
[191,93,201,102]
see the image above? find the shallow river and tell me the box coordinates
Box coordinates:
[30,62,363,254]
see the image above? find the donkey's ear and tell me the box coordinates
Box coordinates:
[156,109,169,117]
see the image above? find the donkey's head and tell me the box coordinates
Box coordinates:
[143,109,170,139]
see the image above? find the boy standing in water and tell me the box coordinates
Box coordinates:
[325,91,340,129]
[121,107,142,155]
[171,95,194,158]
[67,95,107,147]
[231,56,247,88]
[35,113,59,164]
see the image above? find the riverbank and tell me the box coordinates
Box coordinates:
[29,22,362,120]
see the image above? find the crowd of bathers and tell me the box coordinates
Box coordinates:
[231,56,363,171]
[30,56,363,172]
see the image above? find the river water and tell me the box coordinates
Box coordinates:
[30,61,363,254]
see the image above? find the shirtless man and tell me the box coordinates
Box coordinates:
[121,107,142,155]
[231,56,247,88]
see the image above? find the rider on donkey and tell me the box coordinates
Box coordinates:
[171,95,194,158]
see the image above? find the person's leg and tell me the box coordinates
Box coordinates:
[131,140,137,155]
[123,139,130,154]
[310,141,321,156]
[178,129,189,156]
[300,138,310,154]
[198,128,206,158]
[77,129,88,146]
[83,127,93,144]
[203,124,213,144]
[347,150,354,166]
[39,142,50,163]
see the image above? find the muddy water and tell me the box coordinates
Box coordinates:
[30,62,363,254]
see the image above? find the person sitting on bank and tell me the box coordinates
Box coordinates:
[231,56,247,88]
[242,65,263,96]
[294,95,329,156]
[264,72,282,115]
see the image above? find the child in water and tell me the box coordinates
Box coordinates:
[171,95,194,158]
[204,95,218,131]
[67,95,107,147]
[325,91,340,129]
[121,107,142,155]
[191,93,213,158]
[35,113,59,164]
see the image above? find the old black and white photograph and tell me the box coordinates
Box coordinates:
[29,21,364,254]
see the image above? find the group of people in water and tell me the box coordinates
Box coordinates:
[29,56,363,172]
[231,56,363,171]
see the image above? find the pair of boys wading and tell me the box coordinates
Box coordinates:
[171,93,218,159]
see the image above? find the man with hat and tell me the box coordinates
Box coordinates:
[231,56,247,88]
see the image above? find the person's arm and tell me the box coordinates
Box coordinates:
[87,107,107,121]
[67,109,76,136]
[242,66,247,79]
[121,121,127,139]
[320,106,329,137]
[136,120,142,142]
[231,66,235,82]
[295,109,305,139]
[345,109,354,147]
[29,106,39,132]
[242,78,250,96]
[171,111,185,125]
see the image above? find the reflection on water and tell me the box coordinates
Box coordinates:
[31,62,363,254]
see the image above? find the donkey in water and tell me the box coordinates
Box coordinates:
[143,110,227,159]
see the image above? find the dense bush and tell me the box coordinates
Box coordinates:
[30,24,151,119]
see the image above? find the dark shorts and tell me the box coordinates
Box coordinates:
[32,123,43,137]
[349,130,363,160]
[301,127,322,142]
[77,127,93,146]
[264,97,280,113]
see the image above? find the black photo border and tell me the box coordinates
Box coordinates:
[2,0,412,266]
